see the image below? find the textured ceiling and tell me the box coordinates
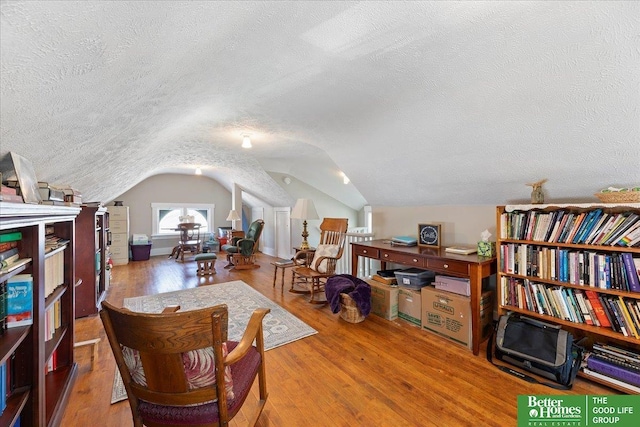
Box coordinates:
[1,1,638,209]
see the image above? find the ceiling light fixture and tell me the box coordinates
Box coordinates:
[241,135,252,149]
[341,172,350,184]
[195,167,202,175]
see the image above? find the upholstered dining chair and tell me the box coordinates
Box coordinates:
[177,222,203,262]
[290,217,348,303]
[221,219,265,270]
[100,300,270,427]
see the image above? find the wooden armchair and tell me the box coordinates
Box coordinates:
[290,218,348,303]
[100,301,270,427]
[221,219,264,270]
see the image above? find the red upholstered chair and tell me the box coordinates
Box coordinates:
[100,301,270,427]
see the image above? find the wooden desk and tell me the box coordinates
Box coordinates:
[351,239,496,355]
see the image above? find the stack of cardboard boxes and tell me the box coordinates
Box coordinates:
[366,270,494,350]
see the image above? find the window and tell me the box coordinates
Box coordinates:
[152,203,215,237]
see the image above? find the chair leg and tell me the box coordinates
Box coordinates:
[308,278,327,304]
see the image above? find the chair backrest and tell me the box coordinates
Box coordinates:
[246,219,264,242]
[319,218,348,258]
[100,301,229,423]
[239,219,265,256]
[178,222,202,243]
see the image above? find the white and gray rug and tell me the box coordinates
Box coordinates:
[111,280,317,403]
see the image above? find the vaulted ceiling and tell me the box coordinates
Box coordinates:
[1,1,638,210]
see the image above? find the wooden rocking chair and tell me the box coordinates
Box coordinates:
[290,218,348,303]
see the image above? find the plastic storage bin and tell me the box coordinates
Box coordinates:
[130,243,152,261]
[394,268,435,289]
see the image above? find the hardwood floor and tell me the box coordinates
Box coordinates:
[62,253,613,426]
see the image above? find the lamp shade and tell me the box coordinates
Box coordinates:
[291,199,319,220]
[226,209,241,221]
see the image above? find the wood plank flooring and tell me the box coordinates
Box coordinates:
[61,253,614,426]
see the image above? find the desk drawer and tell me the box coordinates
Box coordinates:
[380,250,426,267]
[354,246,379,259]
[425,258,468,275]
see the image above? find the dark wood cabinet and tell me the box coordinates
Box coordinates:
[0,202,80,427]
[75,205,108,318]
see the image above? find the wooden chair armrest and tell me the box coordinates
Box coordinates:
[225,308,270,365]
[293,250,314,266]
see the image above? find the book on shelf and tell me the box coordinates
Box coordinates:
[604,213,640,246]
[274,258,293,266]
[584,290,612,328]
[0,257,31,275]
[0,248,19,264]
[593,343,640,364]
[586,354,640,387]
[581,367,640,393]
[0,231,22,244]
[6,274,33,328]
[0,193,24,203]
[445,246,477,255]
[0,241,18,253]
[0,282,6,333]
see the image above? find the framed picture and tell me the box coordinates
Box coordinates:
[11,152,42,204]
[418,223,441,248]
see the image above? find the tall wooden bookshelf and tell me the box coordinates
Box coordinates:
[496,203,640,393]
[75,205,108,318]
[0,203,80,427]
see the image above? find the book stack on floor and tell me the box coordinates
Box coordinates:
[582,343,640,393]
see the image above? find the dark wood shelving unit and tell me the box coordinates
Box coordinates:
[0,202,80,427]
[496,203,640,394]
[74,205,108,318]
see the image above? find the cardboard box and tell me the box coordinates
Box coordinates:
[367,279,399,321]
[434,275,470,296]
[398,287,422,326]
[421,287,494,349]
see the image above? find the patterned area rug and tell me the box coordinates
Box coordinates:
[111,280,317,403]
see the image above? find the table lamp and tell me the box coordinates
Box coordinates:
[226,209,241,236]
[291,198,319,250]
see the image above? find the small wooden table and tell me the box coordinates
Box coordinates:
[271,260,295,291]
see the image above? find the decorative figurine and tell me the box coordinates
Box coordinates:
[526,179,547,204]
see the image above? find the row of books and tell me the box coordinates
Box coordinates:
[500,244,640,292]
[0,353,18,418]
[500,209,640,247]
[500,276,640,337]
[3,180,83,205]
[0,233,31,276]
[44,299,62,342]
[44,249,65,297]
[582,343,640,393]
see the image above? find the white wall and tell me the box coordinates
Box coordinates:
[109,174,232,256]
[269,172,359,248]
[372,205,497,247]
